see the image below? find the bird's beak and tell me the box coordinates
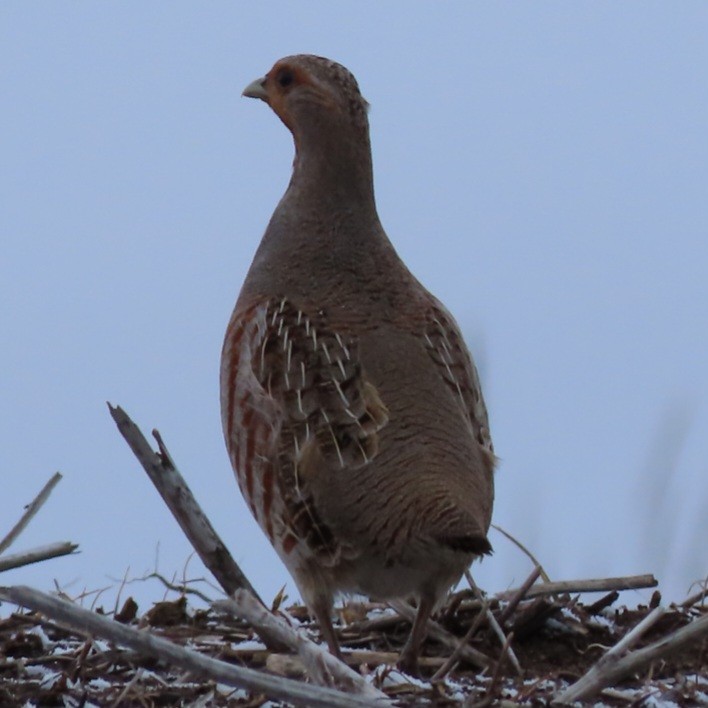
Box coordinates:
[242,76,269,102]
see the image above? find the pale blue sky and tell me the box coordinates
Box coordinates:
[2,3,707,611]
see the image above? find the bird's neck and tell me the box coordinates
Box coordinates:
[285,131,377,218]
[240,130,407,310]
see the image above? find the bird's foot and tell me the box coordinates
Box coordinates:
[397,646,421,677]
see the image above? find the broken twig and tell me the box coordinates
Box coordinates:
[497,565,543,625]
[491,524,551,582]
[466,570,521,674]
[554,605,667,704]
[0,542,78,574]
[497,574,657,600]
[108,404,260,602]
[0,472,63,556]
[217,589,385,698]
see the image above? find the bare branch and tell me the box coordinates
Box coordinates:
[553,606,667,704]
[0,472,63,555]
[466,570,522,674]
[217,590,386,699]
[108,404,294,653]
[107,404,260,602]
[586,590,620,615]
[496,574,657,600]
[266,651,447,676]
[681,579,708,608]
[0,542,78,573]
[491,523,551,582]
[0,585,389,708]
[496,565,542,625]
[468,630,514,708]
[141,570,215,604]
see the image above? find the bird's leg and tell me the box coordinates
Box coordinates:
[398,592,435,676]
[311,595,342,659]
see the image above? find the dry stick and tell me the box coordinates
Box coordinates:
[496,565,543,626]
[467,632,515,708]
[0,585,388,708]
[264,653,431,678]
[602,612,708,683]
[0,472,63,555]
[389,599,492,670]
[217,590,386,699]
[109,666,144,708]
[144,570,214,605]
[491,523,551,583]
[681,583,708,609]
[343,612,406,635]
[111,403,376,684]
[0,542,78,573]
[510,596,559,642]
[496,574,657,601]
[231,650,447,673]
[553,605,667,705]
[598,687,640,703]
[586,590,620,616]
[108,404,295,654]
[466,570,522,674]
[108,404,260,602]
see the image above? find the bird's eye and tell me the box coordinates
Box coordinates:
[277,69,294,88]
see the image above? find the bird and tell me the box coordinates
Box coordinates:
[220,55,495,674]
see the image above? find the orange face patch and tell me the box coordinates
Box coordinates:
[263,61,338,130]
[263,62,310,130]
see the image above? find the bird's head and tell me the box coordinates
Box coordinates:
[242,55,370,147]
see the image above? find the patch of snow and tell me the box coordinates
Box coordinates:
[441,677,468,700]
[586,613,614,630]
[522,677,557,690]
[26,625,52,649]
[279,609,303,626]
[51,641,76,655]
[229,639,267,650]
[214,684,250,699]
[560,606,581,622]
[21,664,57,683]
[40,671,62,690]
[368,666,430,690]
[642,695,681,708]
[188,635,229,646]
[91,639,111,653]
[365,607,396,618]
[136,668,170,686]
[86,677,112,690]
[536,678,560,691]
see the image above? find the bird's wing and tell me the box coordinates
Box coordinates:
[423,299,494,460]
[221,297,388,564]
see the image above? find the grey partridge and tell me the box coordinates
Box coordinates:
[221,55,495,674]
